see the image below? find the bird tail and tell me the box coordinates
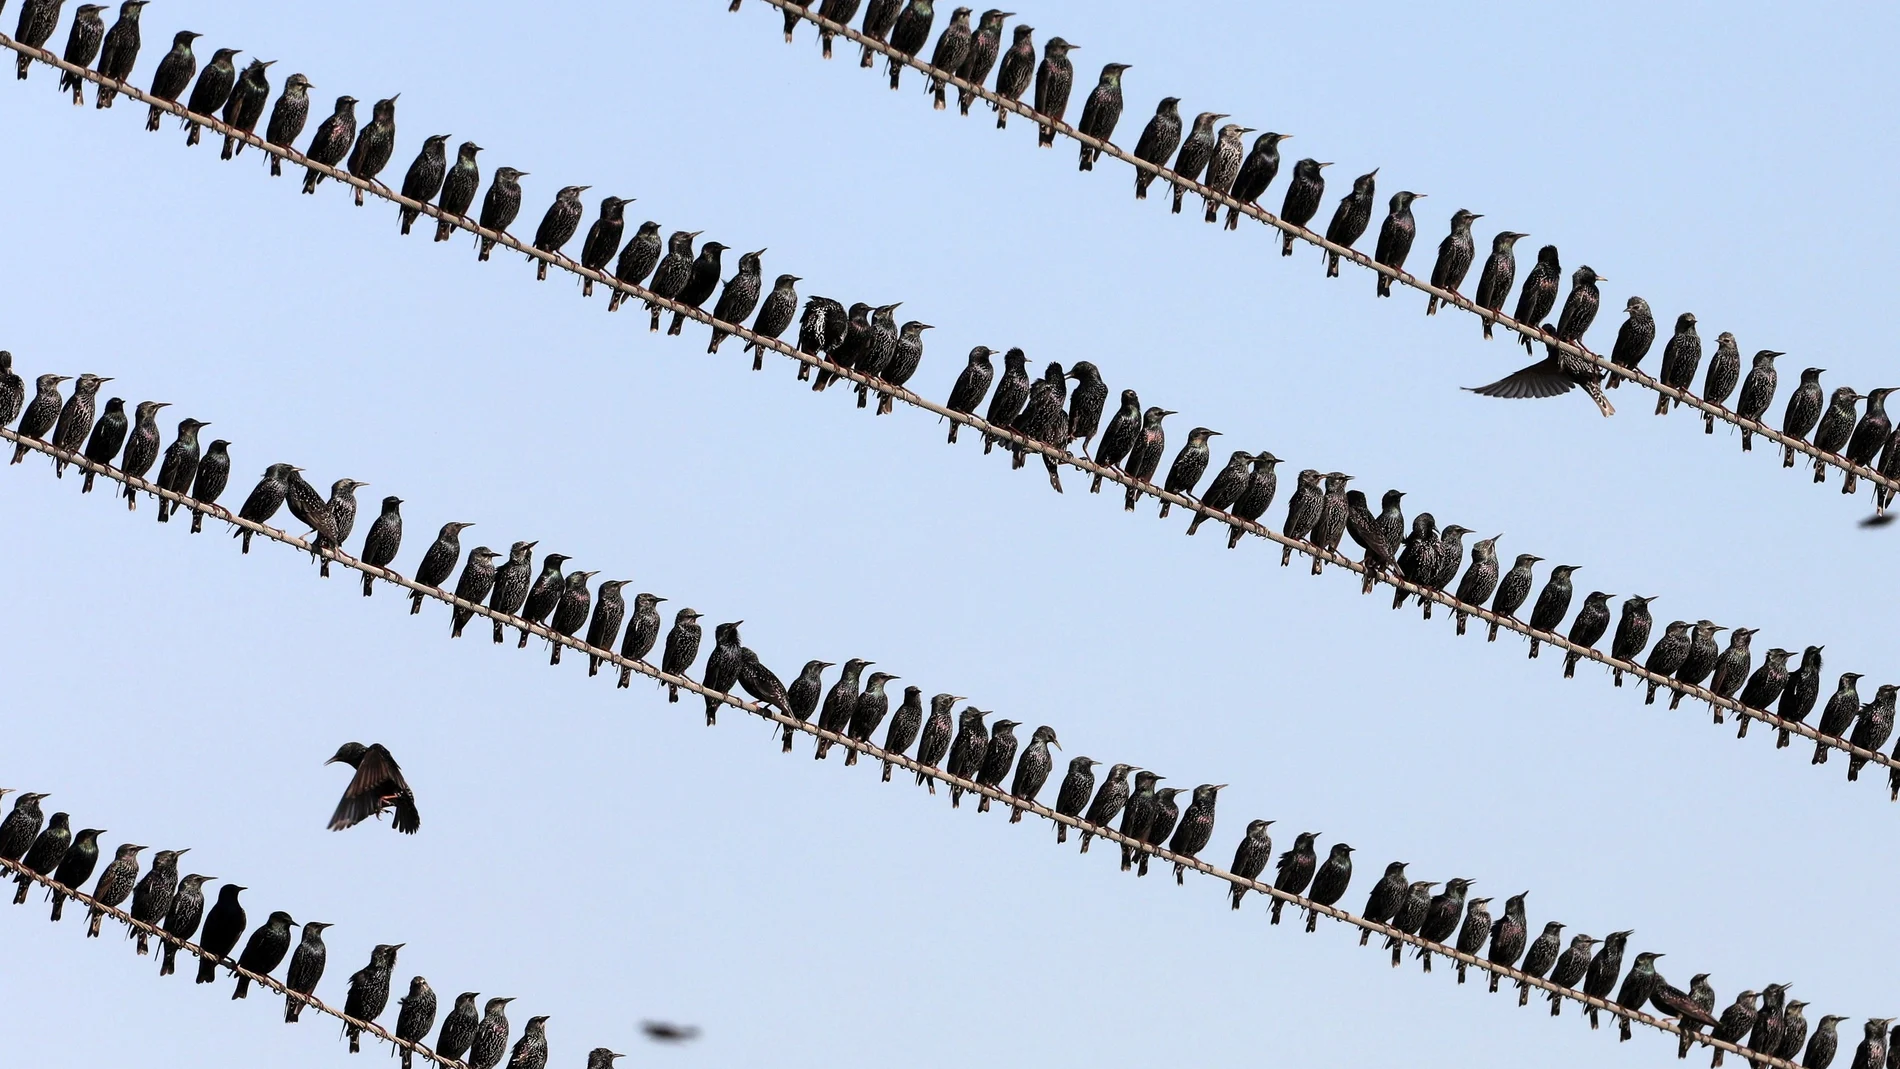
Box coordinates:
[157,497,172,522]
[1078,831,1092,853]
[860,42,876,68]
[1225,205,1241,231]
[287,994,304,1022]
[1456,611,1469,636]
[843,747,859,767]
[822,31,835,58]
[517,627,532,649]
[1519,979,1532,1007]
[191,508,206,534]
[1703,411,1716,433]
[1646,680,1662,705]
[1091,471,1106,493]
[145,104,163,131]
[1010,805,1026,824]
[1848,756,1866,781]
[996,104,1008,129]
[493,619,507,644]
[668,683,679,703]
[537,260,550,282]
[619,666,634,690]
[349,1025,362,1054]
[882,760,895,782]
[1710,1047,1724,1067]
[1583,380,1615,417]
[1419,948,1433,973]
[136,930,150,955]
[197,955,218,983]
[935,84,949,111]
[1079,145,1093,171]
[87,907,104,938]
[1281,232,1296,257]
[221,134,238,161]
[959,86,976,115]
[271,155,283,177]
[409,589,425,614]
[361,572,376,597]
[1843,472,1860,494]
[1281,544,1295,567]
[96,84,117,108]
[857,381,872,409]
[1270,899,1286,925]
[1563,652,1581,678]
[879,393,896,416]
[1038,122,1055,148]
[1326,251,1341,277]
[1187,514,1206,536]
[1426,295,1440,315]
[550,644,564,666]
[1124,485,1139,512]
[1520,333,1535,355]
[1669,689,1686,710]
[435,218,456,242]
[1741,429,1753,451]
[303,168,323,195]
[1814,457,1828,484]
[82,470,96,493]
[480,236,497,262]
[1488,620,1501,642]
[1620,1018,1633,1042]
[1158,501,1172,519]
[10,877,26,906]
[1137,853,1151,877]
[1457,961,1468,984]
[159,939,176,974]
[701,693,716,724]
[782,725,797,753]
[1227,524,1248,549]
[1489,972,1501,994]
[1306,907,1322,933]
[976,793,990,812]
[588,654,604,677]
[1736,717,1750,739]
[1528,639,1541,659]
[187,122,203,147]
[668,310,688,336]
[1056,823,1068,844]
[1677,1029,1694,1059]
[950,785,964,808]
[401,208,418,236]
[1655,393,1671,416]
[1783,443,1797,468]
[1203,197,1219,224]
[1378,274,1391,297]
[1549,990,1563,1016]
[1776,725,1791,748]
[234,976,251,999]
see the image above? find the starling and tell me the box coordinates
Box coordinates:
[1707,626,1758,723]
[1372,189,1422,294]
[1778,645,1825,747]
[508,1016,551,1069]
[1375,488,1406,551]
[436,993,481,1063]
[282,920,330,1022]
[1031,36,1077,148]
[1485,892,1528,991]
[49,372,108,476]
[1077,762,1134,853]
[693,620,745,726]
[218,58,272,159]
[1525,564,1579,659]
[857,302,907,406]
[397,133,450,234]
[585,580,629,676]
[1060,359,1107,452]
[914,692,959,791]
[1811,384,1863,486]
[12,810,69,905]
[880,685,925,780]
[344,94,400,204]
[1131,97,1182,201]
[1546,934,1600,1016]
[144,29,199,130]
[814,301,871,391]
[1227,131,1289,229]
[1075,61,1129,170]
[954,9,1006,114]
[1453,534,1501,636]
[1669,619,1727,709]
[265,72,312,175]
[1614,951,1664,1038]
[93,0,146,109]
[1418,523,1470,616]
[182,47,240,148]
[587,1051,625,1069]
[1307,471,1353,574]
[1842,386,1895,493]
[1784,1006,1817,1066]
[394,976,438,1069]
[1304,842,1354,930]
[1116,770,1162,871]
[86,842,143,938]
[11,0,64,80]
[300,95,358,195]
[232,910,294,999]
[1562,591,1614,678]
[1487,551,1539,641]
[486,541,539,643]
[406,520,473,613]
[1280,467,1325,566]
[1135,786,1184,877]
[1051,756,1097,843]
[1466,319,1618,413]
[322,477,366,559]
[1511,245,1563,352]
[1386,880,1438,968]
[1269,831,1319,925]
[1227,818,1274,908]
[1122,407,1174,512]
[971,347,1031,453]
[859,0,901,67]
[1807,1017,1848,1069]
[1473,230,1526,337]
[0,792,47,863]
[1358,860,1408,943]
[343,944,402,1054]
[515,552,570,646]
[448,546,501,638]
[991,22,1034,127]
[1414,877,1472,972]
[746,274,801,369]
[1581,929,1634,1028]
[600,225,665,313]
[1847,1020,1894,1069]
[153,875,208,976]
[49,827,103,925]
[972,716,1019,810]
[616,593,666,688]
[76,395,126,492]
[128,847,185,954]
[1656,312,1704,414]
[10,373,67,463]
[1227,451,1281,549]
[1733,350,1783,450]
[925,7,971,108]
[1641,620,1691,704]
[469,997,516,1069]
[1748,984,1791,1064]
[477,166,528,262]
[1200,123,1253,223]
[547,570,599,667]
[1426,209,1481,313]
[667,241,728,336]
[153,417,209,522]
[1554,264,1604,347]
[660,609,705,703]
[1674,973,1720,1057]
[1453,897,1494,984]
[1345,489,1397,586]
[195,883,246,983]
[813,657,869,758]
[326,741,420,834]
[282,468,336,563]
[0,352,22,428]
[945,707,992,808]
[183,439,232,533]
[814,0,860,58]
[846,670,899,763]
[1594,296,1659,391]
[1166,782,1221,882]
[530,184,591,280]
[1279,158,1331,255]
[435,141,483,241]
[353,496,404,593]
[1811,671,1870,766]
[1517,921,1564,1005]
[1159,426,1220,517]
[1737,647,1793,736]
[1846,683,1897,781]
[1168,110,1224,214]
[1009,725,1061,822]
[1322,167,1378,275]
[1708,991,1760,1067]
[1089,388,1140,489]
[1187,450,1253,535]
[57,5,107,105]
[779,658,830,748]
[1781,367,1826,467]
[1700,331,1743,431]
[884,0,934,90]
[794,295,842,378]
[1606,594,1656,685]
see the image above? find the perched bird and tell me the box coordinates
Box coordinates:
[547,570,599,667]
[57,5,109,106]
[1426,209,1481,313]
[435,993,481,1064]
[128,847,186,954]
[153,417,209,522]
[1707,626,1759,723]
[356,496,403,593]
[1227,452,1281,549]
[814,657,870,758]
[857,302,908,406]
[1418,523,1470,615]
[1805,1016,1847,1069]
[1511,245,1563,352]
[1453,534,1502,636]
[1842,386,1895,493]
[1304,842,1354,930]
[981,347,1033,453]
[1386,880,1438,968]
[1488,552,1540,640]
[1065,360,1107,450]
[1117,771,1163,871]
[815,0,862,58]
[1372,189,1422,293]
[320,479,365,567]
[1656,312,1704,414]
[195,882,246,984]
[1781,367,1826,467]
[1279,159,1331,255]
[530,184,591,280]
[845,670,899,763]
[12,0,67,80]
[1135,786,1185,877]
[780,658,830,749]
[300,95,358,195]
[1748,985,1791,1065]
[1554,264,1604,347]
[283,469,339,566]
[282,921,330,1022]
[1200,122,1253,223]
[345,94,400,204]
[1811,384,1863,488]
[1077,762,1133,853]
[186,439,231,533]
[1736,647,1794,735]
[232,910,295,999]
[155,873,208,973]
[516,552,571,647]
[1733,350,1783,449]
[857,0,901,68]
[1322,168,1378,275]
[1473,230,1526,337]
[1227,819,1274,909]
[218,58,273,160]
[409,521,474,612]
[86,842,144,938]
[397,133,450,235]
[435,141,483,241]
[1090,388,1141,489]
[1168,111,1224,214]
[469,997,516,1069]
[1546,934,1600,1016]
[1075,62,1129,170]
[1270,831,1320,926]
[343,944,402,1054]
[1643,621,1692,705]
[667,240,729,336]
[144,30,199,131]
[93,1,148,109]
[1614,951,1664,1038]
[942,347,997,445]
[448,546,501,639]
[1845,1019,1893,1069]
[11,373,68,463]
[1581,928,1633,1028]
[1517,921,1564,1005]
[12,810,70,906]
[78,395,128,492]
[326,742,419,835]
[955,9,1004,115]
[1700,331,1743,431]
[1608,595,1656,685]
[1345,489,1398,586]
[507,1016,551,1069]
[1525,564,1579,658]
[880,685,925,781]
[477,166,529,262]
[945,707,993,808]
[745,274,801,369]
[486,541,538,642]
[0,793,48,864]
[660,609,705,703]
[1845,683,1897,781]
[617,593,668,689]
[1672,973,1720,1057]
[1031,37,1078,148]
[695,620,745,726]
[1485,892,1528,991]
[182,47,240,148]
[0,352,23,429]
[1131,97,1182,201]
[1280,468,1325,566]
[884,0,938,93]
[1453,897,1494,983]
[1009,725,1061,822]
[1187,450,1253,535]
[1414,877,1473,972]
[1708,991,1760,1067]
[972,717,1020,810]
[264,72,312,175]
[1159,426,1220,517]
[1166,782,1221,882]
[1227,131,1289,229]
[1670,620,1727,709]
[1051,756,1098,843]
[914,693,960,792]
[1605,296,1657,383]
[1562,591,1615,678]
[1812,671,1865,765]
[1778,646,1826,747]
[991,22,1035,127]
[1122,407,1174,512]
[1358,860,1408,943]
[584,581,629,677]
[49,372,108,476]
[395,977,438,1069]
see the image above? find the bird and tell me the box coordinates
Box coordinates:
[1227,131,1290,229]
[547,570,599,667]
[282,468,339,565]
[1280,468,1325,566]
[1227,452,1281,549]
[1485,892,1528,990]
[435,993,481,1064]
[845,670,899,764]
[182,47,241,148]
[1135,786,1184,877]
[1706,627,1758,723]
[114,399,168,510]
[1426,209,1481,313]
[1123,407,1174,511]
[1322,168,1378,275]
[1453,897,1493,984]
[879,685,926,781]
[57,6,109,105]
[1270,831,1320,925]
[1453,535,1502,636]
[153,417,209,523]
[1279,159,1331,255]
[991,22,1035,127]
[1159,426,1219,517]
[1812,671,1865,764]
[12,810,70,906]
[1346,489,1398,587]
[12,0,66,80]
[1546,934,1600,1016]
[218,58,274,160]
[1781,367,1826,467]
[185,440,231,533]
[1187,450,1253,536]
[1670,972,1720,1057]
[660,609,705,704]
[1562,591,1615,678]
[814,658,870,759]
[469,997,515,1069]
[1517,920,1564,1005]
[1842,386,1895,493]
[1805,1016,1847,1069]
[1708,991,1760,1067]
[1131,97,1182,201]
[93,1,149,109]
[1200,123,1253,223]
[1511,245,1563,352]
[127,847,186,954]
[343,944,402,1054]
[514,552,570,646]
[1386,880,1438,967]
[434,141,483,241]
[1065,360,1107,450]
[1669,619,1727,709]
[1604,296,1657,384]
[282,921,330,1022]
[1778,646,1826,747]
[355,496,403,594]
[1031,36,1078,147]
[1372,190,1422,293]
[1118,771,1162,870]
[232,910,295,999]
[955,9,1007,116]
[486,541,539,642]
[448,546,501,638]
[613,592,667,687]
[745,274,802,369]
[884,0,937,92]
[1735,350,1783,449]
[1090,388,1141,490]
[695,620,745,726]
[1009,726,1061,822]
[1640,621,1691,704]
[945,707,992,808]
[264,72,312,175]
[1051,756,1098,843]
[1168,111,1224,214]
[1304,842,1354,930]
[154,874,209,975]
[1614,951,1664,1039]
[529,184,590,280]
[1166,783,1221,882]
[856,302,907,407]
[667,240,728,336]
[0,353,23,430]
[1418,523,1470,616]
[1486,552,1540,641]
[857,0,903,68]
[1608,595,1656,685]
[1358,860,1408,943]
[1473,231,1526,336]
[814,0,863,58]
[778,658,830,750]
[407,521,474,613]
[972,717,1020,811]
[476,166,529,262]
[11,373,68,463]
[1581,929,1633,1028]
[85,841,144,939]
[1525,564,1579,658]
[585,581,629,677]
[1846,684,1897,781]
[1748,985,1792,1065]
[1414,877,1473,972]
[1227,819,1274,908]
[397,134,450,235]
[914,693,960,792]
[1554,264,1604,348]
[1736,647,1793,736]
[195,882,246,984]
[1077,762,1133,853]
[1467,320,1616,417]
[395,977,438,1069]
[641,1022,702,1045]
[143,30,199,130]
[74,394,126,493]
[978,346,1033,453]
[344,94,399,204]
[1700,331,1743,431]
[49,372,108,476]
[300,95,358,195]
[1811,384,1863,485]
[1656,312,1704,414]
[1075,62,1129,170]
[0,793,47,866]
[1845,1019,1894,1069]
[326,742,419,834]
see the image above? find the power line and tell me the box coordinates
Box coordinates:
[0,38,1892,780]
[726,3,1900,503]
[0,434,1853,1069]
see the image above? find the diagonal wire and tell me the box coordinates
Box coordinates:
[0,38,1893,780]
[724,3,1900,503]
[0,437,1842,1069]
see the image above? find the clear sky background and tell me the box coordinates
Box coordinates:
[4,1,1898,1066]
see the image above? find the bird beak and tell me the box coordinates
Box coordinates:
[752,248,768,257]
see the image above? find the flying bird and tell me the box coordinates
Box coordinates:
[325,742,420,834]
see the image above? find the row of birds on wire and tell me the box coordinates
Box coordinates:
[6,346,1899,793]
[0,790,646,1069]
[10,3,1898,510]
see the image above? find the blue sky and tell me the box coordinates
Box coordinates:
[3,1,1898,1066]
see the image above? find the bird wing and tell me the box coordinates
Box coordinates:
[329,747,410,832]
[1465,358,1578,400]
[1650,983,1721,1028]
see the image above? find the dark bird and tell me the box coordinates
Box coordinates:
[1488,551,1540,641]
[487,544,538,642]
[846,670,899,763]
[585,581,629,677]
[1554,264,1604,347]
[143,29,198,130]
[300,95,358,195]
[1009,725,1061,822]
[1708,991,1760,1067]
[1304,842,1354,930]
[1546,934,1600,1016]
[1135,786,1184,877]
[477,166,528,262]
[641,1022,701,1045]
[1117,771,1162,871]
[1051,756,1097,843]
[1453,534,1502,636]
[1090,388,1141,490]
[696,620,744,726]
[547,570,599,666]
[1226,819,1274,909]
[11,373,67,463]
[814,657,870,758]
[1077,762,1133,853]
[981,347,1033,454]
[153,417,209,522]
[1227,452,1281,549]
[1358,860,1408,943]
[1581,929,1633,1028]
[617,593,667,688]
[1166,782,1221,882]
[1805,1016,1847,1069]
[1279,159,1331,255]
[12,810,70,905]
[1473,230,1526,336]
[857,302,907,407]
[1063,359,1107,452]
[884,0,937,93]
[1811,384,1863,488]
[1415,877,1473,972]
[12,0,66,80]
[1842,386,1894,494]
[814,300,870,391]
[49,372,107,476]
[1168,110,1224,214]
[1608,594,1656,685]
[218,58,273,160]
[1525,564,1579,658]
[186,439,231,533]
[326,742,419,835]
[1372,190,1422,294]
[1453,897,1494,983]
[1200,123,1252,223]
[1736,647,1793,737]
[1812,671,1865,764]
[1748,984,1791,1065]
[1614,951,1664,1038]
[1075,61,1129,170]
[1734,350,1782,449]
[814,0,862,58]
[942,347,997,445]
[232,910,294,999]
[914,693,960,791]
[1517,921,1564,1005]
[516,552,571,647]
[1846,683,1897,782]
[0,355,21,434]
[182,47,240,148]
[602,224,667,313]
[57,6,108,106]
[153,872,205,972]
[1781,367,1826,467]
[991,22,1034,127]
[955,9,1006,116]
[435,992,481,1064]
[667,240,728,336]
[408,520,473,613]
[356,496,403,593]
[264,72,312,175]
[880,685,925,780]
[858,0,901,67]
[397,134,450,234]
[49,827,104,926]
[1511,245,1563,352]
[469,997,515,1069]
[282,921,330,1022]
[1671,973,1719,1056]
[1846,1019,1893,1069]
[1227,131,1289,229]
[779,658,829,749]
[435,141,483,241]
[1393,514,1438,609]
[1123,407,1174,512]
[1707,626,1758,723]
[509,1017,551,1069]
[530,184,591,280]
[1345,489,1398,586]
[1386,880,1438,968]
[282,470,337,568]
[127,847,185,954]
[1778,645,1826,747]
[1426,209,1481,313]
[1669,619,1726,709]
[0,793,47,865]
[745,274,801,369]
[85,841,142,939]
[448,546,501,638]
[1375,489,1406,557]
[660,609,705,704]
[1419,523,1471,615]
[972,716,1020,810]
[195,882,246,984]
[1280,467,1325,566]
[1562,591,1615,678]
[344,94,399,204]
[1131,97,1182,201]
[1604,296,1656,383]
[1656,312,1704,414]
[1642,620,1692,705]
[945,707,992,808]
[77,395,127,493]
[395,976,438,1069]
[1159,426,1220,517]
[1465,319,1616,413]
[1700,331,1743,431]
[1485,892,1528,990]
[93,1,147,109]
[1187,450,1253,536]
[1323,168,1378,275]
[1270,831,1320,926]
[1031,36,1077,148]
[342,944,402,1054]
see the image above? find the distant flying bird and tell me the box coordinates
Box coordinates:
[641,1022,701,1044]
[325,742,420,834]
